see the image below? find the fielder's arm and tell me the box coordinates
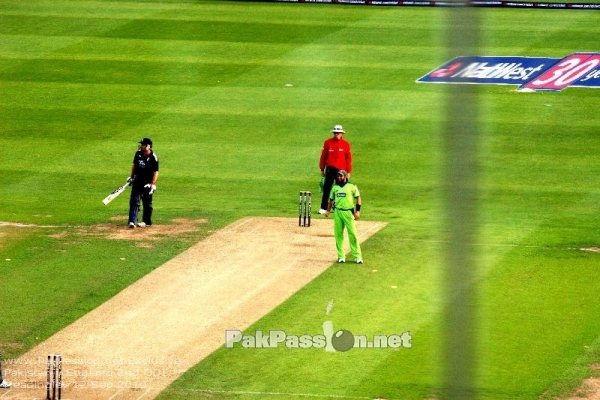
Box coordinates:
[354,196,361,219]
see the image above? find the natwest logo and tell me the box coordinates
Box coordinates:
[417,53,600,91]
[450,62,545,81]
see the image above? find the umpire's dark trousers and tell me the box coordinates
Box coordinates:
[320,166,340,210]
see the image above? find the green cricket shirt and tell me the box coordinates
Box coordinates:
[329,182,360,210]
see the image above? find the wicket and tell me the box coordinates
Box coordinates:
[298,191,312,227]
[46,354,62,400]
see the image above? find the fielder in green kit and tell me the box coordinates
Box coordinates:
[325,170,363,264]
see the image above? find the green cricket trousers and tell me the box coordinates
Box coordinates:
[334,209,362,260]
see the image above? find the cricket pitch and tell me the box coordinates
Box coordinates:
[4,217,386,400]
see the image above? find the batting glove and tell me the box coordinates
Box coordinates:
[144,183,157,195]
[126,177,134,184]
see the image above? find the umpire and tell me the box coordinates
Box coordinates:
[128,138,159,228]
[318,124,353,214]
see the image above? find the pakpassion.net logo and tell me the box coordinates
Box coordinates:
[225,300,412,352]
[225,321,412,352]
[225,328,412,352]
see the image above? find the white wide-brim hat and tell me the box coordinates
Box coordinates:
[331,124,345,133]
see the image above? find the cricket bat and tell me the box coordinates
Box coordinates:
[102,180,131,205]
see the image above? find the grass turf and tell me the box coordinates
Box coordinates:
[1,1,600,399]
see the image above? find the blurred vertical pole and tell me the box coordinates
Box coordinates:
[442,1,480,399]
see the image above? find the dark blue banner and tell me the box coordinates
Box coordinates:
[417,53,600,91]
[261,0,600,8]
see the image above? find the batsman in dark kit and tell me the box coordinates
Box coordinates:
[128,138,159,228]
[0,349,11,389]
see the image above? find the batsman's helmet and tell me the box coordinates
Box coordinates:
[331,125,345,134]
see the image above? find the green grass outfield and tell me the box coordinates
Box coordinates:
[2,1,600,399]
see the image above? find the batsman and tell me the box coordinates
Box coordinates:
[0,349,10,389]
[128,138,159,228]
[325,170,363,264]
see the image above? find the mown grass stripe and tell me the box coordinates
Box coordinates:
[0,82,426,118]
[0,38,433,68]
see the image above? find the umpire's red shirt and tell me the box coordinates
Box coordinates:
[319,137,352,173]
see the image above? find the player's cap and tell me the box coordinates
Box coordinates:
[337,170,348,177]
[331,125,345,134]
[139,138,153,146]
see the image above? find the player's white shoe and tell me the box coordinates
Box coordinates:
[318,209,327,215]
[356,258,363,264]
[0,380,12,389]
[337,258,345,263]
[137,222,146,227]
[128,222,135,229]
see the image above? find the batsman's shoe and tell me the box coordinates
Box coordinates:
[137,222,146,227]
[0,380,11,389]
[128,222,135,229]
[337,258,345,263]
[318,209,327,215]
[356,258,364,264]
